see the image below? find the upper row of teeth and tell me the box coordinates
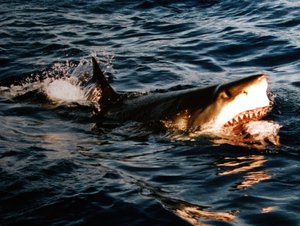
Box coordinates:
[228,113,260,125]
[225,108,268,126]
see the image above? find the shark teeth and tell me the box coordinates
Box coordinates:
[224,106,270,127]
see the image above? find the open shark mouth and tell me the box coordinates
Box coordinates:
[224,106,270,127]
[219,104,281,147]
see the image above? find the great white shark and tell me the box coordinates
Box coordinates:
[86,57,276,143]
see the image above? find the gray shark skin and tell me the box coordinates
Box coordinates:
[90,57,271,136]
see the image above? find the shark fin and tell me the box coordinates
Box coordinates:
[91,57,119,104]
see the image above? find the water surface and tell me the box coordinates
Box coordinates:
[1,1,300,225]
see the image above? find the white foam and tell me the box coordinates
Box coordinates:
[44,79,86,102]
[244,120,281,145]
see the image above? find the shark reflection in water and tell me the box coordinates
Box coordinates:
[169,155,272,225]
[215,155,271,190]
[137,179,236,226]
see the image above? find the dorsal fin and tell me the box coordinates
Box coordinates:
[91,57,119,103]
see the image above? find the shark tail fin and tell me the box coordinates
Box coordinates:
[91,57,119,104]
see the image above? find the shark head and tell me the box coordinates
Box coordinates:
[186,74,271,133]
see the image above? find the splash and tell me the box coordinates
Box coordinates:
[243,120,281,146]
[0,60,81,101]
[41,60,90,104]
[212,120,281,149]
[43,77,86,103]
[0,54,114,107]
[170,119,281,149]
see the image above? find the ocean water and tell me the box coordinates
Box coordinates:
[1,1,300,225]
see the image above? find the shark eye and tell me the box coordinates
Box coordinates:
[219,89,231,100]
[225,89,232,98]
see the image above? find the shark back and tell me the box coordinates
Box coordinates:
[104,85,217,131]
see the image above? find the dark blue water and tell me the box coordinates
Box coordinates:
[1,1,300,225]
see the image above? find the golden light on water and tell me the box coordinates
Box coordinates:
[175,205,236,226]
[236,170,271,189]
[216,155,272,190]
[217,155,266,176]
[261,206,273,213]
